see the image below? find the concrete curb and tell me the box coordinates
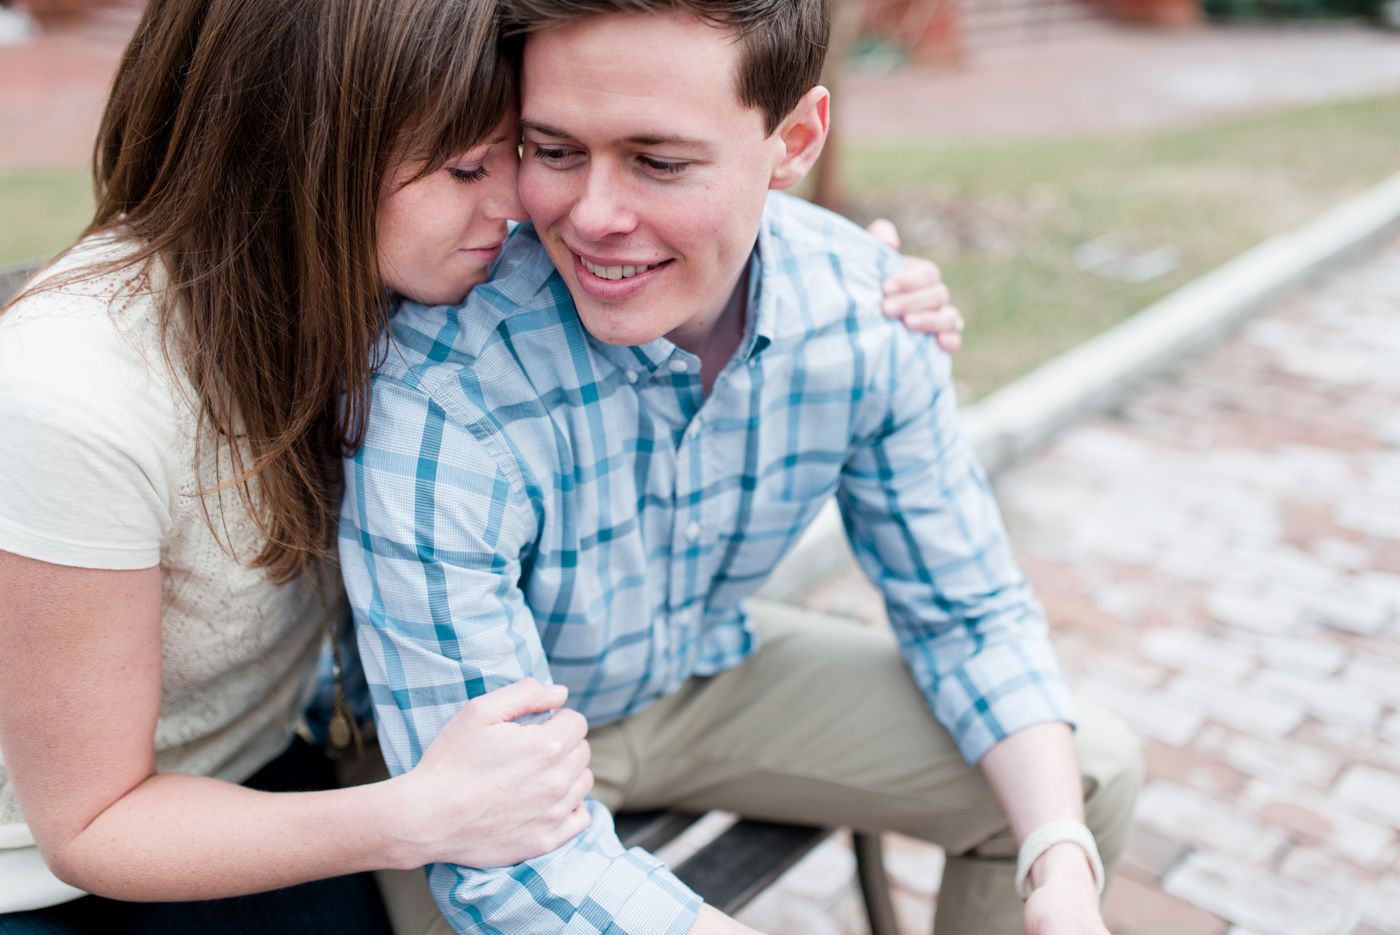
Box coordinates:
[759,170,1400,603]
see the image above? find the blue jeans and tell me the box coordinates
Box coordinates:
[0,739,392,935]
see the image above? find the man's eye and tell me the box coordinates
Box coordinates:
[639,156,687,175]
[532,146,576,164]
[447,166,489,183]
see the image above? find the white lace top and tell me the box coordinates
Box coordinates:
[0,236,324,911]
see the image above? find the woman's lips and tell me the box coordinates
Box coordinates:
[463,240,505,262]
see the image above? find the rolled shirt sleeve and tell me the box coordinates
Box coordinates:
[339,370,702,935]
[838,321,1076,765]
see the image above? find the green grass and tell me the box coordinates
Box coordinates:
[840,94,1400,400]
[5,96,1400,398]
[0,169,94,269]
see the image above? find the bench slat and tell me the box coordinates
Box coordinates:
[672,820,831,915]
[614,810,704,853]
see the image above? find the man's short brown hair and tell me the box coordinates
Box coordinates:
[503,0,830,135]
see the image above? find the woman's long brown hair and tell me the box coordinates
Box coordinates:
[35,0,514,582]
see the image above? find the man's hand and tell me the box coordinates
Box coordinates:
[1022,842,1110,935]
[866,218,965,353]
[978,723,1112,935]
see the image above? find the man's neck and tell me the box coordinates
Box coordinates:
[665,266,749,398]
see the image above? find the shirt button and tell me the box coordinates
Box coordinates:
[684,521,701,541]
[668,358,689,373]
[674,608,693,624]
[625,370,639,384]
[686,416,702,438]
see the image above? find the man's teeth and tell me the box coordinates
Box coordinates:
[581,257,657,281]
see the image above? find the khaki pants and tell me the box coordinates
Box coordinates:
[363,600,1143,935]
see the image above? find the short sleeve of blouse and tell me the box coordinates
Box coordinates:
[0,295,178,570]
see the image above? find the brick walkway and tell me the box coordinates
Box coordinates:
[0,1,141,170]
[843,25,1400,139]
[744,232,1400,935]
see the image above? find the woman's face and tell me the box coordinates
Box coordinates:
[377,120,528,306]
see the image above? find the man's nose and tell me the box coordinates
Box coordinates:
[569,163,638,241]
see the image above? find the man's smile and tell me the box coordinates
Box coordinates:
[569,248,674,303]
[578,256,665,281]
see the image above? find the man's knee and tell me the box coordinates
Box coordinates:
[1072,696,1144,873]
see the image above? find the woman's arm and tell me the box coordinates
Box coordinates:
[0,549,592,902]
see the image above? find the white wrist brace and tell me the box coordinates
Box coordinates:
[1014,820,1105,900]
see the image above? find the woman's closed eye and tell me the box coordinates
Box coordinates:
[447,165,489,183]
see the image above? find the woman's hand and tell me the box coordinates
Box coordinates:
[388,678,594,869]
[0,550,591,900]
[867,218,965,353]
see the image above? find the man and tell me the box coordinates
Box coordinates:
[341,1,1141,933]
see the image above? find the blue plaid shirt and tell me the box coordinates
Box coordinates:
[340,192,1074,935]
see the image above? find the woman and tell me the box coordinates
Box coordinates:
[0,0,962,931]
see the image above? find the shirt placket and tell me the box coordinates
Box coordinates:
[667,352,706,676]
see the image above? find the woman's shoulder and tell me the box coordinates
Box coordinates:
[2,233,162,337]
[0,234,188,570]
[1,234,182,399]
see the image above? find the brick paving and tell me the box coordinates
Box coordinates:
[843,25,1400,140]
[742,232,1400,935]
[0,0,141,170]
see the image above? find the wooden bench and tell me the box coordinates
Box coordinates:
[615,810,900,935]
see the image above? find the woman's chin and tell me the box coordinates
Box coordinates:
[396,272,486,308]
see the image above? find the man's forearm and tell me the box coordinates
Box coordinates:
[978,721,1083,842]
[978,722,1108,935]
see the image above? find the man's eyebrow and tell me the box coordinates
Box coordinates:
[623,134,706,147]
[521,121,706,149]
[521,120,575,141]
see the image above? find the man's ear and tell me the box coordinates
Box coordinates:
[768,86,830,191]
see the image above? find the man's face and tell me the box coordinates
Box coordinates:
[518,13,784,348]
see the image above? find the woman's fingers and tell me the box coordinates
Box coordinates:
[900,305,966,346]
[883,255,943,296]
[472,678,568,724]
[554,803,593,849]
[565,767,595,812]
[541,706,589,748]
[866,218,901,251]
[881,254,962,351]
[559,737,592,782]
[883,282,951,318]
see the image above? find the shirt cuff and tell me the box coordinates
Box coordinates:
[933,631,1078,765]
[429,800,703,935]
